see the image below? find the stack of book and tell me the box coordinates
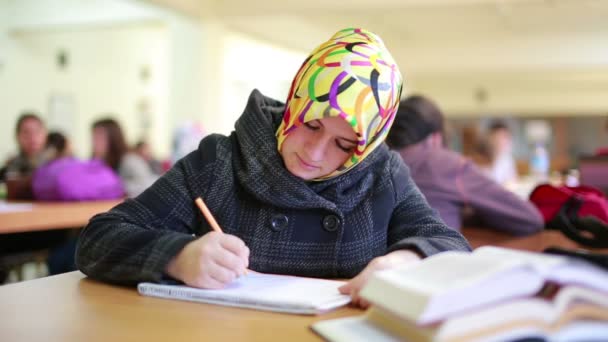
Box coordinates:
[313,246,608,342]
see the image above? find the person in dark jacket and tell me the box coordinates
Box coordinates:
[0,115,71,281]
[76,28,470,308]
[386,95,543,235]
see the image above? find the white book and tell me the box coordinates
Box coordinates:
[312,307,608,342]
[138,272,351,315]
[359,246,608,324]
[313,285,608,342]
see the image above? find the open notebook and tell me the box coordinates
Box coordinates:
[138,272,351,315]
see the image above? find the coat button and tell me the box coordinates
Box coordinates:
[322,215,341,232]
[270,214,289,232]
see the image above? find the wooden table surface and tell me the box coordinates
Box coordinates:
[0,227,603,341]
[0,272,360,342]
[0,200,121,234]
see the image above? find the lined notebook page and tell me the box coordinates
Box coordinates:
[138,272,351,315]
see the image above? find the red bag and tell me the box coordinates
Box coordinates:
[529,184,608,248]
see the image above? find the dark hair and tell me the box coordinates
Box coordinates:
[385,95,445,149]
[46,131,68,155]
[488,120,510,133]
[15,112,44,136]
[92,117,128,170]
[134,140,147,150]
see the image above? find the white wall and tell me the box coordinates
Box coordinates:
[167,17,203,128]
[410,73,608,116]
[0,0,297,162]
[217,31,306,134]
[0,23,170,160]
[3,0,163,29]
[0,0,209,162]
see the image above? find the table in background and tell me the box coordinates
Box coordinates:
[0,272,360,342]
[462,226,607,252]
[0,200,121,234]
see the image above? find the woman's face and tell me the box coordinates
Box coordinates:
[280,116,358,180]
[17,118,46,158]
[490,129,513,155]
[92,126,109,159]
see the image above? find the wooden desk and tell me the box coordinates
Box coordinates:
[1,229,603,341]
[0,272,360,342]
[462,226,606,252]
[0,200,121,234]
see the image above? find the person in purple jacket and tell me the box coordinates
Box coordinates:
[386,95,543,235]
[32,131,124,201]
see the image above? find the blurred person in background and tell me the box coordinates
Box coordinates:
[40,131,71,161]
[92,118,158,197]
[1,112,47,179]
[27,131,124,275]
[596,116,608,156]
[486,120,518,185]
[0,112,47,199]
[92,118,128,171]
[133,140,163,175]
[33,131,124,201]
[171,121,206,166]
[0,118,70,282]
[386,95,543,235]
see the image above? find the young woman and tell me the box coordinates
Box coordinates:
[91,118,158,197]
[76,28,470,307]
[91,118,128,172]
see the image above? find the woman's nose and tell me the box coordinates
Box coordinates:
[305,136,329,161]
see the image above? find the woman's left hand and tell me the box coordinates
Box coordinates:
[338,250,421,308]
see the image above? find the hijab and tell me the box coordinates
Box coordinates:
[276,28,403,180]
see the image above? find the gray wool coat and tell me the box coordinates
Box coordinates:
[76,90,470,285]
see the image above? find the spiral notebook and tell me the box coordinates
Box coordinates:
[138,272,351,315]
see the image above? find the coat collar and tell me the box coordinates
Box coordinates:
[232,90,390,213]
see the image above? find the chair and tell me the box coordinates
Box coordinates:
[0,250,48,283]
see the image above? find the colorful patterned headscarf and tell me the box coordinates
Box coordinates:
[277,28,403,180]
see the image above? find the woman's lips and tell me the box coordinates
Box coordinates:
[296,154,320,170]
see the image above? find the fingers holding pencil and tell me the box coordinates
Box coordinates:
[166,231,249,289]
[195,197,250,276]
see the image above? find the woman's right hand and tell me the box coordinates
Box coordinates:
[165,231,250,289]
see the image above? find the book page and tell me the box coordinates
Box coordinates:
[475,246,566,273]
[441,285,608,339]
[312,315,404,342]
[379,251,522,294]
[476,247,608,292]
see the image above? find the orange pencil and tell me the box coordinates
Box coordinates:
[194,197,248,275]
[195,197,223,233]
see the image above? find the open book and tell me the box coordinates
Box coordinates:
[312,284,608,342]
[138,272,351,315]
[358,246,608,325]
